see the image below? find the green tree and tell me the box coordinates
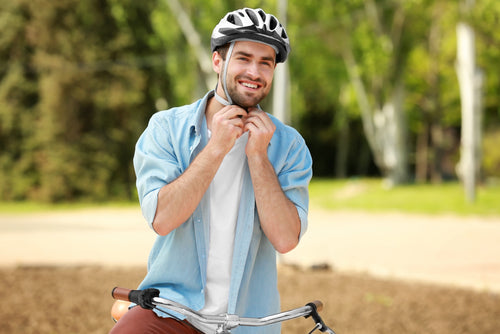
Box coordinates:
[0,0,39,200]
[405,1,461,183]
[0,0,170,202]
[289,0,420,182]
[473,0,500,180]
[2,0,500,202]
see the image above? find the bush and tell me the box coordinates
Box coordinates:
[482,130,500,178]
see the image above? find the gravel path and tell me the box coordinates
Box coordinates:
[1,207,499,293]
[283,208,500,293]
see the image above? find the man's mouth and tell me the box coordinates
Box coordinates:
[240,81,260,89]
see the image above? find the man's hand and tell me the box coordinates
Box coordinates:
[152,104,246,236]
[209,105,247,156]
[244,108,276,157]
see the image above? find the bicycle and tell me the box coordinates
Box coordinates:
[111,287,336,334]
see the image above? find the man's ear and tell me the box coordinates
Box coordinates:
[212,51,223,75]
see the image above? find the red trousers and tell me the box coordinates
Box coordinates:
[109,306,203,334]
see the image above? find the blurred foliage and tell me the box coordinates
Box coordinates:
[482,129,500,178]
[0,0,499,202]
[0,0,166,201]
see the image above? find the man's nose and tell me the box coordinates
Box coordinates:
[245,61,260,78]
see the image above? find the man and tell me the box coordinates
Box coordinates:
[110,7,312,334]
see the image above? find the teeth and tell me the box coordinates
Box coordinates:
[242,82,258,89]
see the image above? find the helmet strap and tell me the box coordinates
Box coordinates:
[213,83,230,106]
[214,41,235,106]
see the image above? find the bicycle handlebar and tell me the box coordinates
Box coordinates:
[112,287,323,311]
[112,287,335,334]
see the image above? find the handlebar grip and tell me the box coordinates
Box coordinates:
[111,287,159,309]
[112,287,134,302]
[311,300,323,312]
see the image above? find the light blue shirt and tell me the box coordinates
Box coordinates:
[133,91,313,333]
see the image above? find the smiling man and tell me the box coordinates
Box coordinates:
[110,8,313,334]
[214,41,275,108]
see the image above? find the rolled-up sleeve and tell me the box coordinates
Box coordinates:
[271,127,313,241]
[133,115,183,229]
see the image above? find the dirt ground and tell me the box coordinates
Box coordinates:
[0,265,499,334]
[1,208,500,333]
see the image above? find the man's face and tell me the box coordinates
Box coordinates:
[217,41,276,108]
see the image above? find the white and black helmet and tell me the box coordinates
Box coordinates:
[211,8,291,63]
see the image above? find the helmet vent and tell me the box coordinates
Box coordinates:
[245,8,260,26]
[231,13,244,26]
[269,16,278,30]
[257,9,266,21]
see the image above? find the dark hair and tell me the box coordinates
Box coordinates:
[215,44,230,60]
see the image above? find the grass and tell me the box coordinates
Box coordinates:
[0,200,138,214]
[309,178,500,216]
[0,178,498,217]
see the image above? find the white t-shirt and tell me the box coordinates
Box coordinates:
[195,132,248,333]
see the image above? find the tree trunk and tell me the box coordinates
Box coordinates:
[342,48,381,166]
[415,124,429,183]
[430,123,444,183]
[165,0,215,91]
[343,47,408,186]
[379,77,408,186]
[272,0,291,124]
[335,109,350,178]
[456,0,483,202]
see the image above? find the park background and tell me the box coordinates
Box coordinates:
[1,0,500,202]
[1,0,500,333]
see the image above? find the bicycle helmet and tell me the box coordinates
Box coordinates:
[211,8,290,107]
[211,8,291,63]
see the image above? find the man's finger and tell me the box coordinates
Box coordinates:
[221,105,247,119]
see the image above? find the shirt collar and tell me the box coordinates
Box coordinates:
[190,90,215,136]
